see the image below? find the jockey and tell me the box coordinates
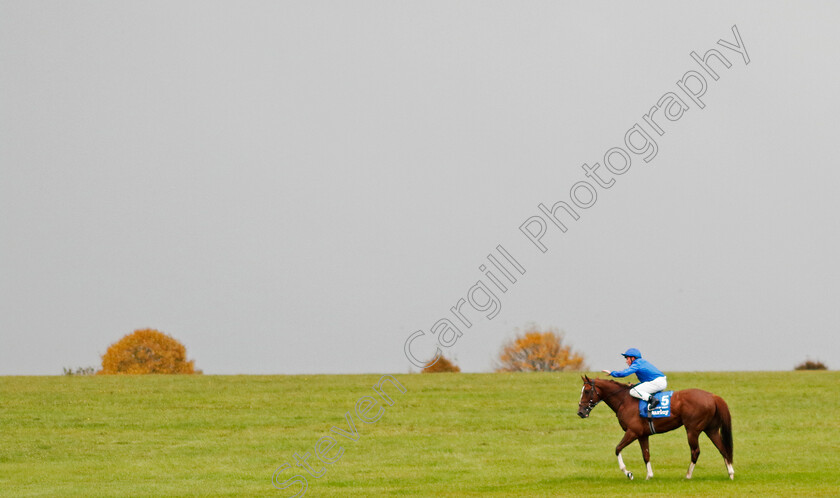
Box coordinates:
[601,348,667,410]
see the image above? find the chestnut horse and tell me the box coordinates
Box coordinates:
[577,376,734,480]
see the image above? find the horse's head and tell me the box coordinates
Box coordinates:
[577,375,601,418]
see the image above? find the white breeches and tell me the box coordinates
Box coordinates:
[629,376,667,401]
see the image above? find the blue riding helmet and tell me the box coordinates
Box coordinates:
[621,348,642,358]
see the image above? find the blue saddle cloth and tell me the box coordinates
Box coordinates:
[639,391,673,418]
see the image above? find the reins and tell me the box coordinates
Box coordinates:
[587,379,630,411]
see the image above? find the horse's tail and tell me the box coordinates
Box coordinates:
[715,396,734,463]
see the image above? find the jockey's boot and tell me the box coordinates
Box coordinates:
[647,397,660,411]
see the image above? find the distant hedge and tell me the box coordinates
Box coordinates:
[794,360,827,371]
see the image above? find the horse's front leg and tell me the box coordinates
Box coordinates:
[615,431,639,480]
[639,435,653,480]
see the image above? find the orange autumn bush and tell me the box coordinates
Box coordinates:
[422,355,461,373]
[496,327,586,372]
[99,329,199,374]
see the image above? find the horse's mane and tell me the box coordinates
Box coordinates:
[595,378,632,391]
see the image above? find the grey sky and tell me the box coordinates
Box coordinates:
[2,2,838,375]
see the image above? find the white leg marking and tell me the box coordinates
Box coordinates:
[646,461,653,480]
[726,461,734,479]
[686,462,695,479]
[617,453,633,479]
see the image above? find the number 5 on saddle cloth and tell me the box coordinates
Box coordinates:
[639,391,673,419]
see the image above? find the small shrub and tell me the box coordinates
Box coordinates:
[794,360,828,370]
[63,366,96,376]
[99,329,199,374]
[422,355,461,373]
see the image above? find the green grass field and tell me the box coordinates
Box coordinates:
[1,371,838,497]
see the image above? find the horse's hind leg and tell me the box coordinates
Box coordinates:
[685,429,701,479]
[615,431,639,480]
[639,435,653,480]
[705,428,734,479]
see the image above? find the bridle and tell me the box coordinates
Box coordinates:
[581,379,601,411]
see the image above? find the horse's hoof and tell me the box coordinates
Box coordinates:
[627,472,633,480]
